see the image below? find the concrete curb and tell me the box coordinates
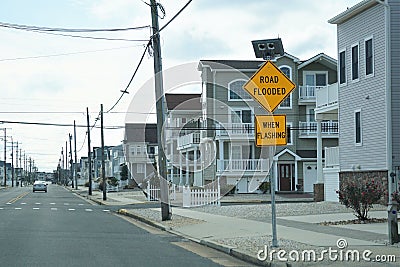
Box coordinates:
[117,209,170,232]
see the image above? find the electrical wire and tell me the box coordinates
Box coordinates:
[30,30,149,42]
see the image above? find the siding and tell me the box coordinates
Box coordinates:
[390,0,400,167]
[338,4,387,171]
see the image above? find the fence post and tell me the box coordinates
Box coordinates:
[147,181,150,201]
[183,186,190,207]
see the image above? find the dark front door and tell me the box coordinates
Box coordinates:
[279,164,293,191]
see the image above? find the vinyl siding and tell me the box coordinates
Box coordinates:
[338,4,387,171]
[390,0,400,167]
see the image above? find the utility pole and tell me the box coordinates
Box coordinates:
[74,120,78,190]
[87,107,92,195]
[3,129,6,186]
[10,137,14,187]
[29,157,32,183]
[65,141,68,185]
[15,142,18,186]
[69,134,73,188]
[100,104,106,201]
[19,148,22,187]
[150,0,171,221]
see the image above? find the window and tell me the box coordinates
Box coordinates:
[230,109,252,123]
[355,110,362,145]
[279,66,292,108]
[286,123,293,145]
[365,38,373,76]
[339,50,346,84]
[229,79,251,100]
[137,163,145,173]
[351,44,359,80]
[136,146,141,155]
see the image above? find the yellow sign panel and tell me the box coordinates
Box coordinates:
[243,61,296,112]
[255,115,287,146]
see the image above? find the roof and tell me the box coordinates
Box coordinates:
[124,123,158,144]
[328,0,380,24]
[298,53,337,70]
[198,60,264,71]
[165,93,201,111]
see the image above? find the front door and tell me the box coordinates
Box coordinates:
[279,164,294,191]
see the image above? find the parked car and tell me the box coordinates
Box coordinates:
[33,181,47,193]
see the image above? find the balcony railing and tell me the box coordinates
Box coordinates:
[325,146,339,168]
[298,85,326,102]
[217,159,269,173]
[298,121,339,136]
[316,83,338,110]
[216,123,254,137]
[177,132,200,149]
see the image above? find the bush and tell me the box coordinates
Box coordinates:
[337,179,383,221]
[258,182,270,194]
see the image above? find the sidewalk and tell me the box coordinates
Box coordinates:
[73,187,400,266]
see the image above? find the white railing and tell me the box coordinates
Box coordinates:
[325,146,339,168]
[182,183,220,207]
[177,132,200,149]
[217,159,269,172]
[299,85,325,101]
[146,181,176,201]
[316,83,338,109]
[298,121,339,136]
[216,123,254,136]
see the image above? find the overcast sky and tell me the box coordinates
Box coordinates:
[0,0,361,172]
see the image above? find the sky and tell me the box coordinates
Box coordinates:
[0,0,362,172]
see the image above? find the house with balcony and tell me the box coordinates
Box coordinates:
[123,123,158,188]
[164,93,202,186]
[197,52,338,193]
[108,144,127,188]
[328,0,400,200]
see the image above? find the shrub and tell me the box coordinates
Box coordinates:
[337,179,383,221]
[392,191,400,203]
[258,182,270,194]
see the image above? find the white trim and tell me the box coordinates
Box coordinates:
[228,78,252,101]
[338,48,347,86]
[354,109,362,146]
[364,35,374,78]
[273,148,302,161]
[351,42,360,82]
[286,122,293,145]
[278,65,292,109]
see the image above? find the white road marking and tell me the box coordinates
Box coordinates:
[33,208,40,210]
[0,208,4,210]
[78,204,84,206]
[85,209,93,212]
[51,208,58,211]
[50,203,56,205]
[35,203,41,205]
[14,208,22,210]
[102,209,110,212]
[68,208,75,211]
[6,203,12,205]
[21,203,26,205]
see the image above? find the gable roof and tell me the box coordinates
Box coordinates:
[198,60,264,71]
[328,0,379,24]
[124,123,158,144]
[165,93,201,111]
[298,53,337,70]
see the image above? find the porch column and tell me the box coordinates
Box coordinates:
[179,152,183,186]
[273,160,278,192]
[185,152,189,185]
[294,160,298,191]
[316,118,323,183]
[218,140,224,173]
[193,147,198,182]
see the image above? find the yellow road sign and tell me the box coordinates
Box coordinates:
[255,115,287,146]
[243,61,295,112]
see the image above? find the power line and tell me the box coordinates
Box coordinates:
[29,30,149,42]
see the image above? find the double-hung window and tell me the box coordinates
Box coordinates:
[229,79,251,101]
[279,66,292,108]
[339,50,346,84]
[351,44,359,81]
[365,38,373,76]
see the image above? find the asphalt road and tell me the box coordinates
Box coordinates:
[0,185,250,267]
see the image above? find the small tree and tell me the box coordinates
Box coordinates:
[120,164,129,181]
[337,179,383,221]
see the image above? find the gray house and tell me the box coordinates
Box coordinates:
[123,123,158,188]
[197,52,338,193]
[329,0,400,196]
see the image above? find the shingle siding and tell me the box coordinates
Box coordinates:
[338,4,387,171]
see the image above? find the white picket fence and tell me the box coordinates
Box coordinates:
[146,180,220,207]
[146,181,176,201]
[182,186,220,207]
